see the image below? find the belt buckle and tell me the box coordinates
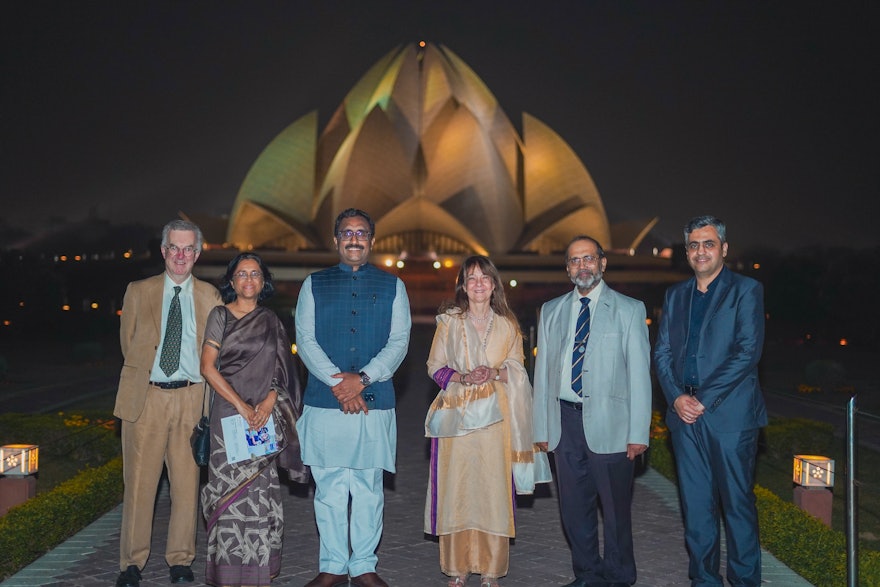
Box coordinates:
[561,399,583,410]
[684,385,698,396]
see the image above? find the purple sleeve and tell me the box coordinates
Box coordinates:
[432,366,456,390]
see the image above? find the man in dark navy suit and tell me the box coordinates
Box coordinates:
[654,215,767,587]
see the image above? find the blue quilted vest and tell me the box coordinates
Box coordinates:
[303,263,398,410]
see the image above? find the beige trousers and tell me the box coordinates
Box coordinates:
[440,529,509,579]
[119,383,203,571]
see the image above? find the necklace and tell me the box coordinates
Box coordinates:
[468,311,491,322]
[479,313,494,349]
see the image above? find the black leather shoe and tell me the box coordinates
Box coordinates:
[116,565,142,587]
[170,565,195,583]
[304,572,350,587]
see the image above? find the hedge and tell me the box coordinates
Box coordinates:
[649,413,880,586]
[0,456,123,580]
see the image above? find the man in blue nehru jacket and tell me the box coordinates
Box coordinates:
[295,208,411,587]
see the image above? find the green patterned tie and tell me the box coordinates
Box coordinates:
[159,286,182,376]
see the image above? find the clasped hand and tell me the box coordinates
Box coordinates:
[331,372,369,415]
[464,365,493,385]
[238,393,276,431]
[674,394,705,424]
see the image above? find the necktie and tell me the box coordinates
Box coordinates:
[571,297,591,397]
[159,286,182,377]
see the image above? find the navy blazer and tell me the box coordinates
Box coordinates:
[654,266,767,433]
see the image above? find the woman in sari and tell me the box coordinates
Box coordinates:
[200,252,308,587]
[425,255,549,587]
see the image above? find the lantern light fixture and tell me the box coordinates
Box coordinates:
[0,444,39,476]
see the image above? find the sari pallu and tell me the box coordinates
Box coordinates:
[201,306,306,587]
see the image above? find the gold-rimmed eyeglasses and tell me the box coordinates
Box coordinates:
[567,255,600,267]
[233,270,263,280]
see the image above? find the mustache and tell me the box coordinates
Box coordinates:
[345,244,365,250]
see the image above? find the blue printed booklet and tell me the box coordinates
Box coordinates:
[220,413,280,464]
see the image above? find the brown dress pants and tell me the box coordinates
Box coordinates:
[119,383,203,570]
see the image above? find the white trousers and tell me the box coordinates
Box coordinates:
[311,465,385,576]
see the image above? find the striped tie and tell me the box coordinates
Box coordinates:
[571,297,591,397]
[159,286,182,376]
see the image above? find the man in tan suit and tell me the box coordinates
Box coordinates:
[113,219,221,587]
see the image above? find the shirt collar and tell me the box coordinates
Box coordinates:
[694,266,725,295]
[164,273,193,294]
[571,279,605,305]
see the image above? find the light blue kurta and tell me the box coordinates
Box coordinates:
[297,406,397,472]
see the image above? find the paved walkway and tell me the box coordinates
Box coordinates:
[3,325,812,586]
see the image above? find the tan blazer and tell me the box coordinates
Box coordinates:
[113,274,221,422]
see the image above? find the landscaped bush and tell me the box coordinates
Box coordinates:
[756,485,880,586]
[648,412,880,586]
[0,411,120,493]
[0,456,123,580]
[763,417,835,460]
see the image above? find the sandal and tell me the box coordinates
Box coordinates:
[448,577,467,587]
[480,578,500,587]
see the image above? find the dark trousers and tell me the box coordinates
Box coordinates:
[670,418,761,587]
[555,401,636,584]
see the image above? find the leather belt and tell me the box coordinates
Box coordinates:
[149,380,194,390]
[560,399,583,411]
[684,385,699,396]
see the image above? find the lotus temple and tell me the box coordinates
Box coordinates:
[192,42,684,317]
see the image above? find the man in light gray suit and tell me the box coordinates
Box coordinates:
[533,235,652,587]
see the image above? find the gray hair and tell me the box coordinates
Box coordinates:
[565,235,606,261]
[161,219,204,251]
[684,215,726,243]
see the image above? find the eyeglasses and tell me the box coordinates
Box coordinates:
[233,270,263,280]
[337,229,372,241]
[567,255,600,267]
[165,245,197,257]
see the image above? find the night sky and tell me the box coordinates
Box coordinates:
[3,1,876,253]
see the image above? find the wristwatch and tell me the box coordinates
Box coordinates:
[359,371,372,387]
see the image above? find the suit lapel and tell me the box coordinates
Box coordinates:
[192,279,212,345]
[676,278,695,354]
[700,268,732,339]
[554,294,576,374]
[584,288,614,362]
[149,275,165,337]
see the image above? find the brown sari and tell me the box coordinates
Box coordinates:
[200,306,306,587]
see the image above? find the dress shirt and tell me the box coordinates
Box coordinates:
[682,275,720,389]
[150,274,201,383]
[558,280,605,404]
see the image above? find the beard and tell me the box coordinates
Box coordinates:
[571,268,602,291]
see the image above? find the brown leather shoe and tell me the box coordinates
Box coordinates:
[304,572,350,587]
[350,572,388,587]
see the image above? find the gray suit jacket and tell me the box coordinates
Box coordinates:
[533,283,652,454]
[113,273,221,422]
